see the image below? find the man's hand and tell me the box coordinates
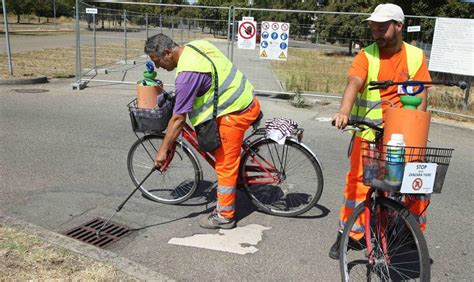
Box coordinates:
[332,76,364,130]
[332,111,350,129]
[154,149,168,168]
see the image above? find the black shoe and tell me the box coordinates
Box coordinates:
[329,232,366,260]
[329,232,342,260]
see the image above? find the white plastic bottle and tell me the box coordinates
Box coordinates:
[384,133,406,186]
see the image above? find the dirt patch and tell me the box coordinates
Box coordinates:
[0,224,136,280]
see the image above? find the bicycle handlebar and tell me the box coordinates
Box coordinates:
[368,80,467,91]
[331,119,382,133]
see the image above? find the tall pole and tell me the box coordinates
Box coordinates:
[75,0,82,83]
[93,9,96,69]
[230,6,235,62]
[2,0,13,75]
[53,0,57,29]
[124,9,127,63]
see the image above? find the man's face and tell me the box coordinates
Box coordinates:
[370,21,402,49]
[149,50,176,72]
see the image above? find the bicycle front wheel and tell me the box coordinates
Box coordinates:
[340,197,430,281]
[239,137,323,217]
[127,134,202,204]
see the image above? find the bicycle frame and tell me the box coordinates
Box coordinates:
[161,122,281,187]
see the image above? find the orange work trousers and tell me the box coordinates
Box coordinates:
[339,136,429,240]
[213,98,261,219]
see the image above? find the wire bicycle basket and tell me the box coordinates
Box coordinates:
[361,141,454,194]
[128,98,173,133]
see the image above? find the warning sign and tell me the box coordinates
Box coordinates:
[238,20,257,50]
[260,21,290,61]
[400,163,437,194]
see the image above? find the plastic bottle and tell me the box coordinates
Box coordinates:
[384,133,406,186]
[140,61,158,86]
[363,143,379,185]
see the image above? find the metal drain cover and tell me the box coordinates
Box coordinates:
[12,88,50,93]
[63,218,131,248]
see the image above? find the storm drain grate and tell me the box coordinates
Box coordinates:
[63,218,131,248]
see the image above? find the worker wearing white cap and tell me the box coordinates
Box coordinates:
[330,3,432,260]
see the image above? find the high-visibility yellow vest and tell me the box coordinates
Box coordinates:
[351,42,424,141]
[176,40,254,126]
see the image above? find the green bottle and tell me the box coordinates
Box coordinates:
[139,61,158,86]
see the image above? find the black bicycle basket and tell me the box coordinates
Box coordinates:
[128,98,173,133]
[361,141,454,193]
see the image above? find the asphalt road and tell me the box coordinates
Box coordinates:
[1,79,473,280]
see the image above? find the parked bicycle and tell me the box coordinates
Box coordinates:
[336,79,466,281]
[127,91,324,217]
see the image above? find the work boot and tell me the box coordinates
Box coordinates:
[329,232,343,260]
[329,231,366,260]
[199,210,236,229]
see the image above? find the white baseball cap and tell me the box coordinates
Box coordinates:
[365,3,404,23]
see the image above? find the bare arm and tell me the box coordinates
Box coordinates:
[154,114,186,168]
[332,76,365,129]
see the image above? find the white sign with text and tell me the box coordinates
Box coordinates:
[400,163,438,194]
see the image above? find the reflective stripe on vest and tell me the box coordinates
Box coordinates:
[350,42,423,141]
[175,40,254,126]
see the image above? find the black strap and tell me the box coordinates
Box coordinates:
[186,44,219,119]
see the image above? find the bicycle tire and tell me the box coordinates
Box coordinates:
[127,134,202,204]
[239,137,323,217]
[340,197,430,281]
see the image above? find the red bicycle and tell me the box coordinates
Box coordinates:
[337,79,465,281]
[126,92,324,217]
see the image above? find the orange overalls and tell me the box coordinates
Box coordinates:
[339,136,429,240]
[213,98,261,219]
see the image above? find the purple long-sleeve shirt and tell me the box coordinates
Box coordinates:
[174,71,212,115]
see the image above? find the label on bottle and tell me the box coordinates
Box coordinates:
[385,145,405,186]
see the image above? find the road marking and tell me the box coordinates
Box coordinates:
[168,224,272,255]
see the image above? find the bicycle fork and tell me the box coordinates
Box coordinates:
[364,189,390,265]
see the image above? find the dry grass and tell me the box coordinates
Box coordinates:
[270,48,473,117]
[0,39,145,79]
[0,224,135,280]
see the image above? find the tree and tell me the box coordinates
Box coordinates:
[33,0,54,23]
[5,0,33,23]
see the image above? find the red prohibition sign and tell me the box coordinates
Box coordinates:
[239,21,256,39]
[262,21,270,30]
[281,23,289,31]
[412,178,423,190]
[271,22,279,30]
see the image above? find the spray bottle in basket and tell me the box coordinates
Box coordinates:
[385,133,406,186]
[136,61,162,109]
[363,143,379,185]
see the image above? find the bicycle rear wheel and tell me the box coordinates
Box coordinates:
[239,137,323,217]
[340,197,430,281]
[127,134,202,204]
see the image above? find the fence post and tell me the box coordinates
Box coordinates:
[227,6,232,57]
[230,6,235,62]
[124,9,127,63]
[463,76,472,111]
[2,0,13,76]
[93,9,97,70]
[145,12,149,39]
[74,0,82,86]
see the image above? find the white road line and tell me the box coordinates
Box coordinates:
[168,224,272,255]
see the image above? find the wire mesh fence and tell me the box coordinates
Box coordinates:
[0,1,471,117]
